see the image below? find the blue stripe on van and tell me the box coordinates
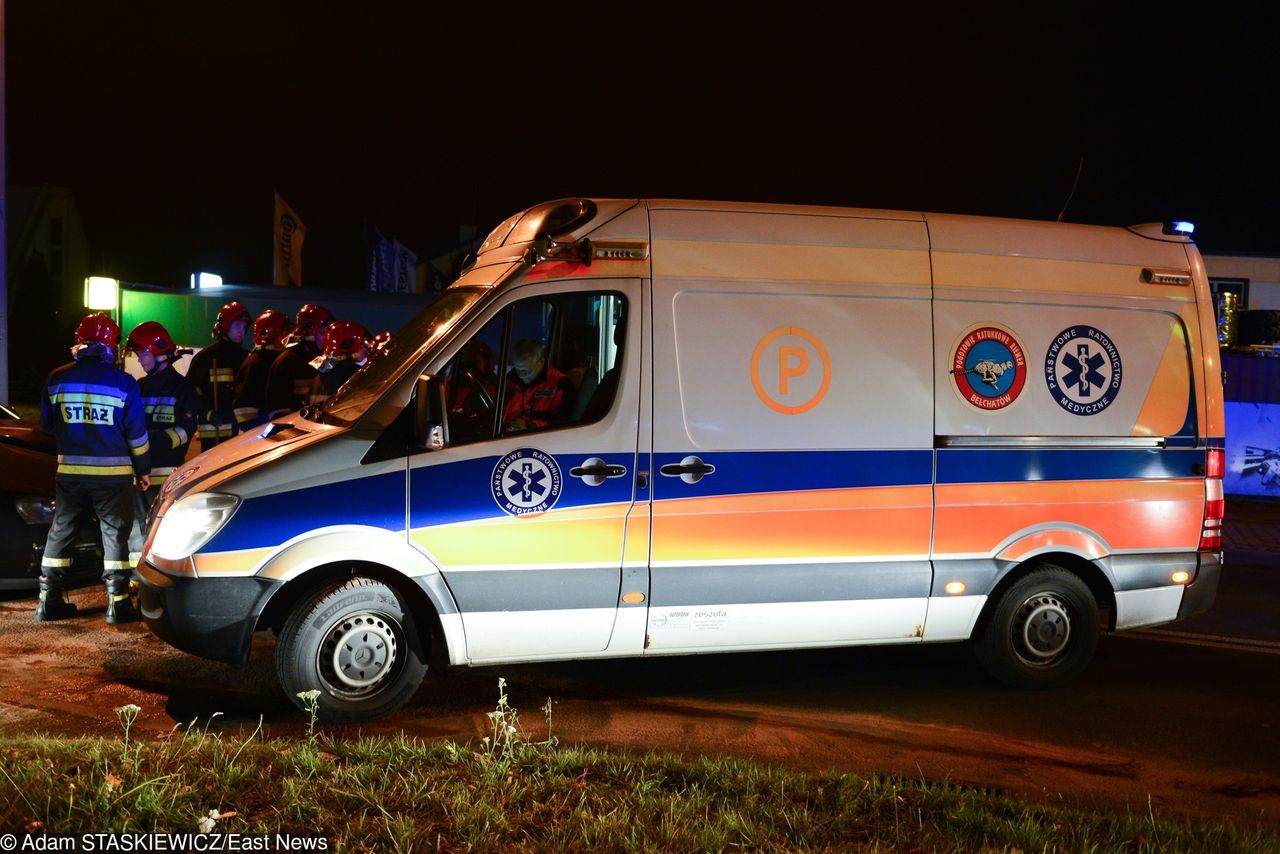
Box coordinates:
[653,450,933,499]
[202,452,638,553]
[934,447,1204,484]
[202,469,408,554]
[199,445,1210,554]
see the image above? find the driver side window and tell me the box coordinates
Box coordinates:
[441,291,626,446]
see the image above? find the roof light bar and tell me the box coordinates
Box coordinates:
[1163,221,1195,236]
[525,238,649,267]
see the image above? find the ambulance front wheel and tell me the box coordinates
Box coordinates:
[276,577,429,723]
[974,566,1099,689]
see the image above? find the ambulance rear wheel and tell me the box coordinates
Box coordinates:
[276,577,428,723]
[974,567,1099,689]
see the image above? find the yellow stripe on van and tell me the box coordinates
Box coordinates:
[192,547,274,577]
[411,502,634,568]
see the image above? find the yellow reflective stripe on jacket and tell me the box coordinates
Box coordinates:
[56,463,135,476]
[164,427,188,448]
[211,369,235,382]
[129,440,150,457]
[40,557,72,568]
[103,559,132,570]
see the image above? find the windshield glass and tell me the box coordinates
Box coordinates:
[321,288,484,426]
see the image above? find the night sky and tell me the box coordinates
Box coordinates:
[8,2,1279,288]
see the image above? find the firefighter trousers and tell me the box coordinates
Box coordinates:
[41,480,135,588]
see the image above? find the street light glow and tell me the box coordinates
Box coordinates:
[84,276,120,311]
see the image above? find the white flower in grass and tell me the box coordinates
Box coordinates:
[197,809,221,834]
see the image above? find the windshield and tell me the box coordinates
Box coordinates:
[321,288,484,426]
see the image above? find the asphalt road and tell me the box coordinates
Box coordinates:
[0,558,1276,826]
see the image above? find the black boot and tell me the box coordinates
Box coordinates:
[105,584,140,625]
[35,579,78,622]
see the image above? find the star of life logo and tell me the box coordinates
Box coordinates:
[950,325,1027,411]
[1045,325,1123,415]
[492,448,563,516]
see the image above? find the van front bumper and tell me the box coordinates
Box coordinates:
[137,561,279,665]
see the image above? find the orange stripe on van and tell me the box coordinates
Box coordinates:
[651,486,932,563]
[934,478,1202,556]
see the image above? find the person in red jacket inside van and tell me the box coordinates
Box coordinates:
[502,340,574,433]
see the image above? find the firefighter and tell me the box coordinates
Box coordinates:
[307,321,369,406]
[37,313,151,624]
[123,321,199,568]
[232,308,292,430]
[187,301,250,450]
[264,303,333,419]
[502,339,574,433]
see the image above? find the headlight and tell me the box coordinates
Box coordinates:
[149,492,241,560]
[15,496,56,525]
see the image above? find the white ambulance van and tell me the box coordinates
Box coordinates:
[137,198,1225,722]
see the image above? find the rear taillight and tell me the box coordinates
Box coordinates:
[1206,448,1225,479]
[1199,449,1225,550]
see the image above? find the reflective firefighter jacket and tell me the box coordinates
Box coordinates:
[187,338,247,448]
[264,343,320,418]
[41,351,151,485]
[231,345,280,430]
[138,363,199,483]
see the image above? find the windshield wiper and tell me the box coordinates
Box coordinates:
[299,404,326,424]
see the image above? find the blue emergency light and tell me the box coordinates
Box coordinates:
[1163,220,1196,236]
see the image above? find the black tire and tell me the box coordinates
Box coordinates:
[974,566,1099,689]
[275,577,428,723]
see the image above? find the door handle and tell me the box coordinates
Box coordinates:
[659,455,716,484]
[570,457,628,486]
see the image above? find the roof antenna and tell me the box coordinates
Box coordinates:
[1057,157,1084,222]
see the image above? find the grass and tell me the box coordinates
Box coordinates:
[1,720,1274,852]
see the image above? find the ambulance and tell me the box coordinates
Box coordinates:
[137,198,1225,722]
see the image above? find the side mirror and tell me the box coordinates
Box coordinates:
[413,374,445,451]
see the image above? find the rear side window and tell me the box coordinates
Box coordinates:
[441,292,626,445]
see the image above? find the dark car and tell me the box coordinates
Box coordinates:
[0,404,101,592]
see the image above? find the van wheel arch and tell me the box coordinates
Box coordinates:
[257,561,448,664]
[974,552,1115,642]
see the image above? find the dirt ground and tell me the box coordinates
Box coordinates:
[2,585,1278,830]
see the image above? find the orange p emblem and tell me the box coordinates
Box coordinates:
[751,327,831,415]
[778,346,809,395]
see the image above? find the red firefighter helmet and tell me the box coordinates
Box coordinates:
[213,301,251,338]
[125,321,177,358]
[294,304,334,339]
[322,321,369,359]
[74,313,121,348]
[253,309,292,347]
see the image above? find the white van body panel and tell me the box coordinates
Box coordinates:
[138,198,1224,702]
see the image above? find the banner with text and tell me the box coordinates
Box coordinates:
[273,193,307,287]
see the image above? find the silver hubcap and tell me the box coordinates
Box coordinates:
[320,612,399,693]
[1014,592,1071,665]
